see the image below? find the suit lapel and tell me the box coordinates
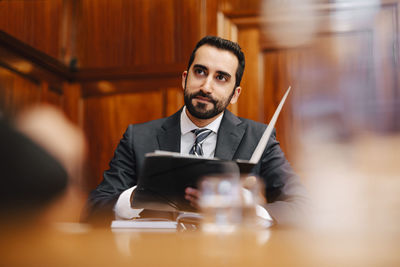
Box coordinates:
[156,109,181,153]
[156,108,246,157]
[215,110,246,160]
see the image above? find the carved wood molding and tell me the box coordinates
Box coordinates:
[76,63,185,82]
[0,30,72,86]
[0,30,184,97]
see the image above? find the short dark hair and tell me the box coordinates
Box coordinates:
[186,36,245,88]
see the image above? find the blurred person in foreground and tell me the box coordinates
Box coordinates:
[0,105,86,221]
[87,36,308,226]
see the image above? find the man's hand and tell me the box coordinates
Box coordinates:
[185,187,200,209]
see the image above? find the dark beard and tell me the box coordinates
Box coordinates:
[184,88,234,120]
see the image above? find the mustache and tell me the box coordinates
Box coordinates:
[189,91,217,104]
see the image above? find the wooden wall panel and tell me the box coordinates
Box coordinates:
[46,86,63,107]
[262,51,293,156]
[0,0,63,59]
[83,90,164,188]
[165,87,184,116]
[237,28,263,122]
[0,67,42,117]
[219,0,261,14]
[0,65,64,119]
[62,83,81,125]
[77,0,172,67]
[173,0,210,62]
[76,0,213,68]
[38,82,63,107]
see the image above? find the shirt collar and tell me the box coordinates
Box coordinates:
[180,106,224,135]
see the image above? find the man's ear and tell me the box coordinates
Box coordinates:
[181,71,188,90]
[230,87,241,104]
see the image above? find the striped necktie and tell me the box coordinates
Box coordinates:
[189,128,212,156]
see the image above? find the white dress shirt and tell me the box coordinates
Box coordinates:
[180,106,222,158]
[114,107,272,224]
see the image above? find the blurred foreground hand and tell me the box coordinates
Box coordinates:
[15,105,87,223]
[16,104,86,179]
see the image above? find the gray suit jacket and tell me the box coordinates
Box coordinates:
[87,109,308,225]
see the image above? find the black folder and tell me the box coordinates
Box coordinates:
[131,152,256,212]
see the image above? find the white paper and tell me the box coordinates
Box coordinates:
[250,86,291,164]
[111,220,177,229]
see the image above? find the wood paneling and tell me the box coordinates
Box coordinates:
[62,83,81,125]
[0,67,42,117]
[0,31,72,86]
[219,0,261,15]
[165,87,184,116]
[262,50,293,156]
[0,0,64,59]
[76,0,215,68]
[45,85,64,107]
[0,30,67,118]
[237,28,263,122]
[0,65,64,118]
[83,90,164,187]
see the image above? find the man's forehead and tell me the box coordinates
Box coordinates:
[192,45,238,74]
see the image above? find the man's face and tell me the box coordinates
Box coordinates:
[182,45,241,120]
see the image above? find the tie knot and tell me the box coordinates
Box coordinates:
[192,128,212,137]
[192,128,212,143]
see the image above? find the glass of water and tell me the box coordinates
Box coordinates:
[199,173,242,233]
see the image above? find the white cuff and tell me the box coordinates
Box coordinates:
[242,188,273,223]
[113,186,143,220]
[256,205,273,221]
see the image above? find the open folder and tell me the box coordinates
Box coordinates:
[131,86,292,212]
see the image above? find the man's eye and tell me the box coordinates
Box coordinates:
[194,69,205,75]
[216,74,227,82]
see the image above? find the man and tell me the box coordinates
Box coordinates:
[87,36,308,226]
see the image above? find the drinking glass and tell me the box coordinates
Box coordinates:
[199,174,241,233]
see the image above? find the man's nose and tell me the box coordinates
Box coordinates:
[200,76,213,94]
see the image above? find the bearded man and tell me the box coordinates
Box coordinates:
[87,36,308,226]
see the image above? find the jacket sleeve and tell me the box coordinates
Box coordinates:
[85,125,137,221]
[258,130,310,226]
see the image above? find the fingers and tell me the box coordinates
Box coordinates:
[185,187,199,198]
[185,187,199,209]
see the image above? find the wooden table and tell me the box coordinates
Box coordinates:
[1,223,399,267]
